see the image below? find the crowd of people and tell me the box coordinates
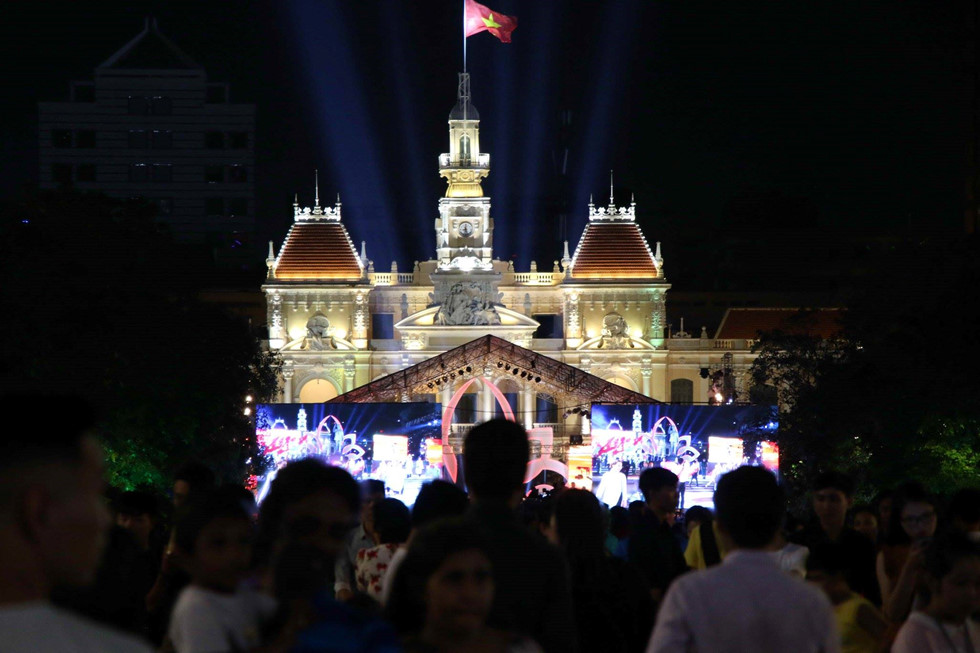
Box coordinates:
[1,396,979,652]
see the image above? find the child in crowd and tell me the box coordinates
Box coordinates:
[355,498,411,601]
[891,534,980,653]
[851,505,879,547]
[806,542,888,653]
[167,489,278,653]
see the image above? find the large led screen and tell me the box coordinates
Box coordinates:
[253,402,443,505]
[590,403,778,510]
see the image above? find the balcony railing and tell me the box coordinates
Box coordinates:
[439,153,490,168]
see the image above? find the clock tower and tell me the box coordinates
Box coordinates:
[431,73,502,326]
[435,73,493,271]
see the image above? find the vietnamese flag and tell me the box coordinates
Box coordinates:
[464,0,517,43]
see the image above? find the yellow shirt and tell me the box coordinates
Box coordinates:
[684,521,732,569]
[834,593,880,653]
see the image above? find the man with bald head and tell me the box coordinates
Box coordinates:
[0,395,150,652]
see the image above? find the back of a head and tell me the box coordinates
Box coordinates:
[257,459,360,558]
[554,489,605,558]
[923,532,980,581]
[173,462,215,495]
[715,466,784,549]
[175,487,252,555]
[373,498,411,544]
[385,517,489,635]
[411,480,469,529]
[639,466,678,501]
[115,490,159,518]
[685,505,713,526]
[361,479,386,502]
[463,419,529,501]
[948,488,980,527]
[812,470,855,498]
[1,395,96,513]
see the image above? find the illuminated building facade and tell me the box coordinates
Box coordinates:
[261,74,828,447]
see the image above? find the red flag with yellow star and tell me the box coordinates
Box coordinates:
[464,0,517,43]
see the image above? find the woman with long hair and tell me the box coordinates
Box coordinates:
[385,518,541,653]
[877,482,941,622]
[546,489,653,653]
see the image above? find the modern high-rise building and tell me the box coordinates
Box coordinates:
[38,18,255,250]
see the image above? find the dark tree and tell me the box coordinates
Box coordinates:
[0,188,278,490]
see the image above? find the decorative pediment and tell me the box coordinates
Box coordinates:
[395,306,539,350]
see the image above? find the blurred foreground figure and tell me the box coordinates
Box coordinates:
[386,518,543,653]
[648,466,840,653]
[463,419,576,653]
[0,395,151,652]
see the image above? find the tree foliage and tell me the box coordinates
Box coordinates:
[0,188,278,491]
[750,236,980,503]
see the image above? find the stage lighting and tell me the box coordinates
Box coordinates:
[520,371,527,378]
[504,364,511,371]
[459,368,465,376]
[512,368,519,375]
[714,392,724,402]
[534,376,541,383]
[570,434,583,445]
[497,361,503,368]
[700,368,710,379]
[427,382,433,389]
[465,366,472,373]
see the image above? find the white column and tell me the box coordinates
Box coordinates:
[282,364,294,402]
[522,387,534,430]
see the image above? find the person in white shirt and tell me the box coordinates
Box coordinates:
[167,489,278,653]
[891,533,980,653]
[647,465,840,653]
[595,459,629,508]
[0,395,151,653]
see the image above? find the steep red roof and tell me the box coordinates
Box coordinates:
[570,221,659,280]
[274,221,363,281]
[715,308,844,340]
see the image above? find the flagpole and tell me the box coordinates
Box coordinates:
[462,0,467,73]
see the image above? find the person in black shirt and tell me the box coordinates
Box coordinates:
[463,419,577,653]
[789,471,881,606]
[628,467,688,603]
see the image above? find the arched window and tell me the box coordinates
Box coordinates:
[670,378,694,404]
[459,134,471,163]
[298,377,339,403]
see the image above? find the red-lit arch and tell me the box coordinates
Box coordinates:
[441,377,515,482]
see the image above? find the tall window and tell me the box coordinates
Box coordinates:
[76,164,96,182]
[75,130,96,148]
[127,96,149,115]
[152,164,172,183]
[52,163,72,184]
[459,134,471,162]
[128,163,149,183]
[205,131,224,149]
[151,130,172,149]
[128,130,148,149]
[228,132,248,149]
[205,166,223,183]
[671,378,694,404]
[52,130,72,148]
[228,165,247,183]
[150,96,172,115]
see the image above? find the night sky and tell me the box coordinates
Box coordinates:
[2,1,974,289]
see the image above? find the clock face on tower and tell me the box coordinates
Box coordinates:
[458,221,474,237]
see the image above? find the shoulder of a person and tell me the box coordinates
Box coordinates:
[49,605,153,652]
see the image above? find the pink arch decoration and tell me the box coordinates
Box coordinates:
[441,377,515,482]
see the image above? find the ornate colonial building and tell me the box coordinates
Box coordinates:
[261,73,832,445]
